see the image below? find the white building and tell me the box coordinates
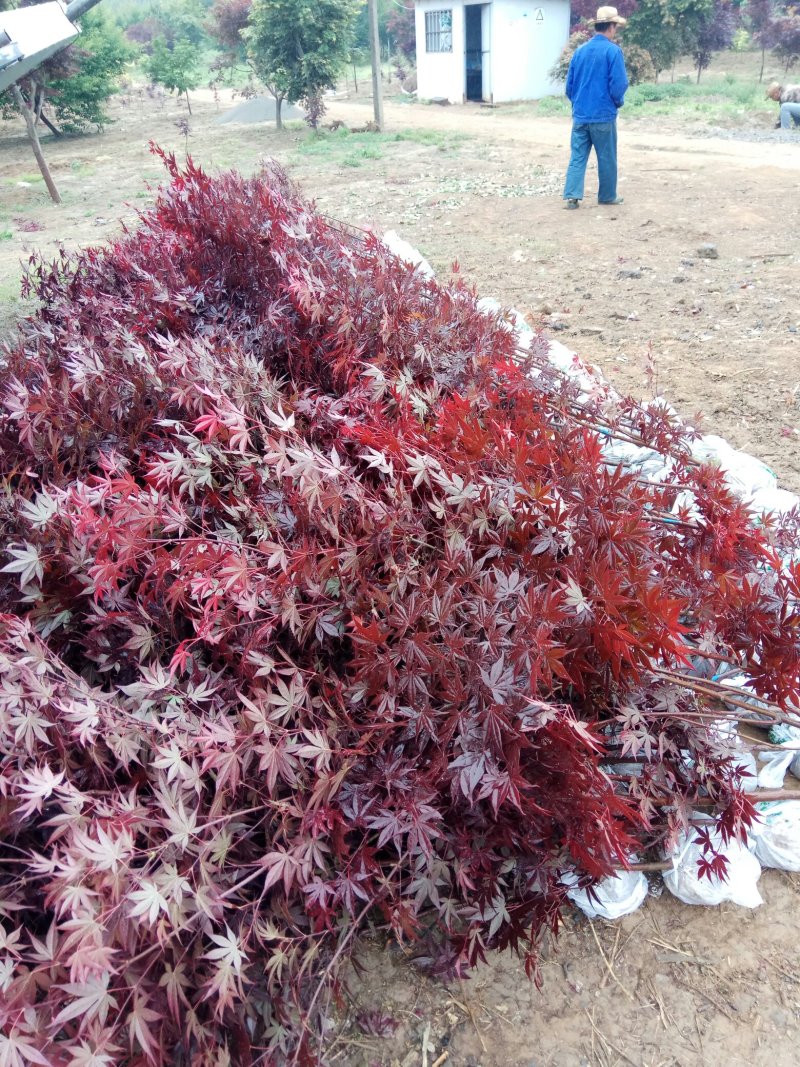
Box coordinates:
[414,0,570,105]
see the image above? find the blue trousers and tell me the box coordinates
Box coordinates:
[563,121,618,203]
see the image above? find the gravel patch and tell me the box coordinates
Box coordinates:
[688,125,800,144]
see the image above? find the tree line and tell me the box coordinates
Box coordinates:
[568,0,800,83]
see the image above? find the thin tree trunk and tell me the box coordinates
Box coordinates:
[12,85,61,204]
[185,90,192,115]
[759,47,765,83]
[353,61,358,93]
[275,95,283,130]
[39,111,62,138]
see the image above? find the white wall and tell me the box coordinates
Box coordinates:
[416,0,465,104]
[490,0,570,103]
[415,0,569,105]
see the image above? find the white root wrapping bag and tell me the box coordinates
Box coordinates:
[753,802,800,872]
[663,828,762,908]
[757,746,796,789]
[565,869,648,921]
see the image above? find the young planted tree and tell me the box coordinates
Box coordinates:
[625,0,682,76]
[772,10,800,71]
[692,0,737,81]
[145,35,201,113]
[244,0,360,129]
[749,0,779,80]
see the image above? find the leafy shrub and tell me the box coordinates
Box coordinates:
[47,10,135,133]
[1,151,800,1063]
[550,30,654,86]
[549,28,591,82]
[0,8,133,134]
[622,42,656,84]
[627,80,690,103]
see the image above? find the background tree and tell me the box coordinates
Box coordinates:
[386,4,416,60]
[244,0,360,130]
[625,0,714,78]
[624,0,684,76]
[0,4,132,202]
[2,4,130,133]
[208,0,253,66]
[748,0,779,79]
[772,9,800,71]
[692,0,737,80]
[148,0,211,47]
[145,36,201,113]
[46,10,133,132]
[113,0,214,54]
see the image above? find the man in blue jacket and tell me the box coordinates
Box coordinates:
[563,6,629,209]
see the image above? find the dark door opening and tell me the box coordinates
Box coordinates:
[465,4,484,102]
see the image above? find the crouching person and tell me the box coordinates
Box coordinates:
[766,82,800,128]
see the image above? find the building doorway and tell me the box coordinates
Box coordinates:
[465,4,489,102]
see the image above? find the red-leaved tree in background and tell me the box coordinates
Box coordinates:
[693,0,738,80]
[1,151,799,1063]
[208,0,253,64]
[387,5,417,59]
[772,9,800,71]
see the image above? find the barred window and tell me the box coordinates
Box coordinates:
[425,10,453,53]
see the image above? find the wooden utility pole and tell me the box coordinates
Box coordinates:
[367,0,384,130]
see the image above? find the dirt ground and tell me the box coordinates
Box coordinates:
[2,75,800,1067]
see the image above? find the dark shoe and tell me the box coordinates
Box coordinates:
[565,198,579,209]
[599,197,624,205]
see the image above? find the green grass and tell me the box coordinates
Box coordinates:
[537,96,570,117]
[341,144,384,168]
[519,71,777,125]
[623,75,775,120]
[15,174,45,185]
[0,230,13,241]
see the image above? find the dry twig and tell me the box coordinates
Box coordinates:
[589,921,636,1002]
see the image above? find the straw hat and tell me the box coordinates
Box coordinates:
[594,6,628,25]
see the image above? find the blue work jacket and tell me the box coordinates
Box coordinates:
[565,35,629,124]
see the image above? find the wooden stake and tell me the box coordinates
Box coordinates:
[367,0,384,130]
